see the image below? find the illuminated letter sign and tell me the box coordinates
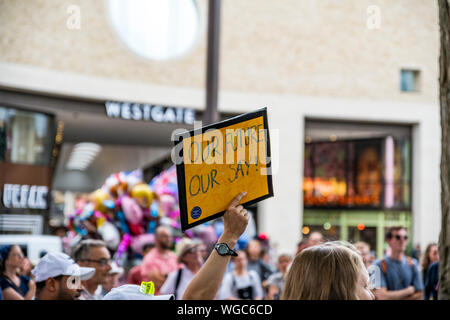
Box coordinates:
[2,184,48,209]
[105,101,196,125]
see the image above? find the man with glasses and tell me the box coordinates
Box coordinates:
[373,227,424,300]
[71,239,112,300]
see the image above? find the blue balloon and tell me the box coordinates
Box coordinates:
[116,211,130,234]
[103,199,115,210]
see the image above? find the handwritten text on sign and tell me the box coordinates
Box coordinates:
[181,114,271,227]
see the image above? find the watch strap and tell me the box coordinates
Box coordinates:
[215,243,238,256]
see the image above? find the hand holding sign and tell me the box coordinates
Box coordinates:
[222,192,249,241]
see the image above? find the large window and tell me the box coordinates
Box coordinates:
[303,136,411,210]
[0,106,54,166]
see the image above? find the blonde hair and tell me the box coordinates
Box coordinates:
[281,241,364,300]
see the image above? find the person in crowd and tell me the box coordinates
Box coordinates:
[412,243,422,261]
[424,261,439,300]
[421,243,439,300]
[127,264,144,285]
[32,252,95,300]
[245,239,275,283]
[95,261,124,298]
[296,238,309,255]
[183,192,375,300]
[265,253,292,300]
[355,241,373,269]
[197,242,208,261]
[296,231,324,255]
[420,243,439,282]
[373,227,424,300]
[308,231,324,246]
[0,285,2,300]
[219,250,263,300]
[142,243,155,256]
[160,238,204,299]
[21,257,34,278]
[282,241,375,300]
[127,242,154,285]
[71,239,112,300]
[0,245,35,300]
[140,226,179,294]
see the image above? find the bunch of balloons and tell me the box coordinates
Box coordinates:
[67,170,157,265]
[66,165,257,266]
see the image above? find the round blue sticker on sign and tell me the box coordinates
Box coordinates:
[191,206,202,220]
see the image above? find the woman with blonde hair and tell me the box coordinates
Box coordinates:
[182,193,375,300]
[281,241,374,300]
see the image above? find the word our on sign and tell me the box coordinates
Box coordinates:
[2,184,48,209]
[175,108,273,232]
[105,101,196,125]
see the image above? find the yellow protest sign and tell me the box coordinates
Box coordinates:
[174,108,273,231]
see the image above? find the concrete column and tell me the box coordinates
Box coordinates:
[258,107,303,254]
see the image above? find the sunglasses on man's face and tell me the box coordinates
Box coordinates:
[393,235,408,241]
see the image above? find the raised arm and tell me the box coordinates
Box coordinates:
[182,192,249,300]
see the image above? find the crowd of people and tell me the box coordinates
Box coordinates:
[0,192,442,300]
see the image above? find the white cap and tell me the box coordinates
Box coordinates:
[109,261,124,276]
[31,252,96,283]
[103,284,174,300]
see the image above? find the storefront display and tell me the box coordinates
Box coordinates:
[303,137,411,210]
[0,105,56,233]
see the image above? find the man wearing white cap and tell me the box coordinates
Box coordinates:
[32,252,95,300]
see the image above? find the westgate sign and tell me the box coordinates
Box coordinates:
[1,184,48,210]
[105,101,196,125]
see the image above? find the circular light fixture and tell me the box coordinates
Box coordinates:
[108,0,200,61]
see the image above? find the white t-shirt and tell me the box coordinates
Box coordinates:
[160,267,196,300]
[219,270,263,300]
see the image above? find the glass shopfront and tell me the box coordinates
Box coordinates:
[0,106,54,166]
[0,105,56,234]
[302,120,412,259]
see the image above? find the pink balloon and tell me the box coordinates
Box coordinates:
[121,196,143,225]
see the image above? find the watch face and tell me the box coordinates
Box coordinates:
[217,244,228,255]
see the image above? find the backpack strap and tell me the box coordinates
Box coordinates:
[381,259,387,275]
[174,268,183,300]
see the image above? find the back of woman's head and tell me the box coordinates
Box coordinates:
[0,245,13,275]
[281,242,362,300]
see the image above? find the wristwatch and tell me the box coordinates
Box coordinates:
[214,243,238,257]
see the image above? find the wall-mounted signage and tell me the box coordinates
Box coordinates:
[105,101,196,125]
[1,184,48,209]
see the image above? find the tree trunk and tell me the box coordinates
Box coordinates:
[439,0,450,300]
